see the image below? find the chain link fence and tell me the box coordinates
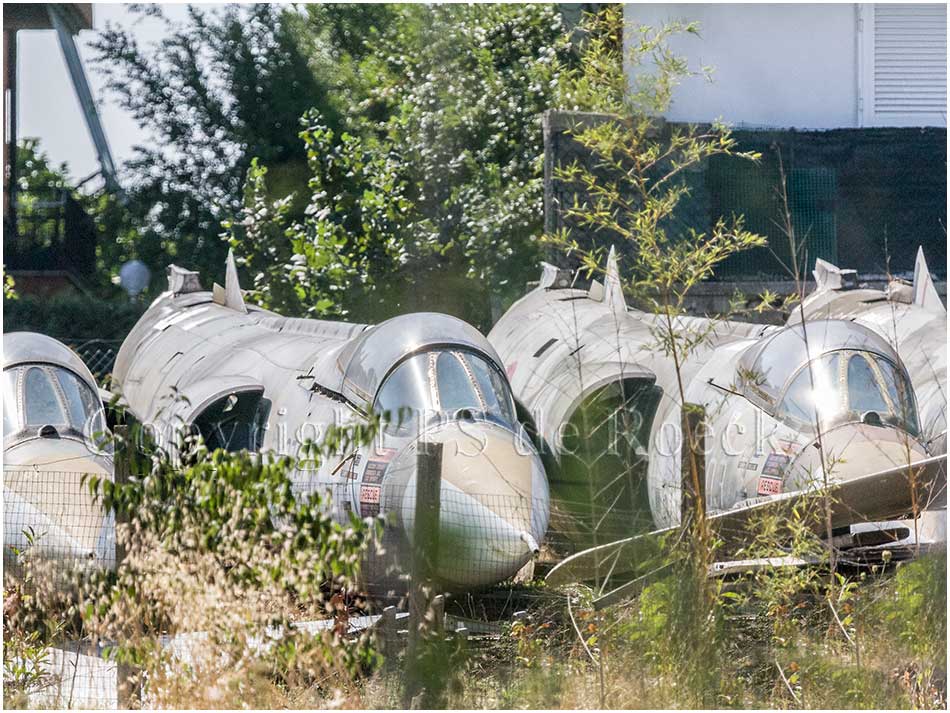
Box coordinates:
[4,465,557,708]
[60,339,123,384]
[542,111,946,281]
[3,468,116,581]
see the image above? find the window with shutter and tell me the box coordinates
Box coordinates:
[860,3,947,127]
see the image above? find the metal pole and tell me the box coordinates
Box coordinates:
[47,4,122,196]
[112,424,137,708]
[404,442,442,708]
[4,27,18,229]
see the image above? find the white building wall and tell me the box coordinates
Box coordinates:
[625,4,946,129]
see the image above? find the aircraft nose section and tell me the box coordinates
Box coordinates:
[390,420,549,589]
[3,440,115,577]
[786,423,931,490]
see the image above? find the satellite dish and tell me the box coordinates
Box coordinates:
[119,260,151,297]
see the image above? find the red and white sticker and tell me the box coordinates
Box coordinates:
[359,484,381,504]
[757,476,783,496]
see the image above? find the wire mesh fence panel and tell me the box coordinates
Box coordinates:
[787,167,837,265]
[3,468,115,582]
[60,339,123,384]
[4,468,119,709]
[6,642,120,710]
[289,473,552,594]
[3,462,621,707]
[543,111,860,281]
[5,463,558,593]
[4,459,652,593]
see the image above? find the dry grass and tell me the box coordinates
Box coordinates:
[357,552,947,709]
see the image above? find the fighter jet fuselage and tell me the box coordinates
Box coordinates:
[792,250,947,455]
[489,252,932,541]
[112,262,549,592]
[785,249,948,550]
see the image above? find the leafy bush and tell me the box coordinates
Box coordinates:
[2,294,144,341]
[78,420,384,707]
[0,411,386,708]
[3,270,15,300]
[229,4,576,327]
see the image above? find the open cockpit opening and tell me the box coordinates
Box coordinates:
[191,390,270,453]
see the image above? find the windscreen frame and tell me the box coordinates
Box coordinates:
[774,348,921,435]
[373,346,517,437]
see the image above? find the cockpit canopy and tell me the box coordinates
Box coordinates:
[738,320,919,434]
[375,350,517,437]
[3,364,106,442]
[336,312,505,411]
[3,333,108,443]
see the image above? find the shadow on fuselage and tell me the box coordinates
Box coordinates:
[538,378,662,558]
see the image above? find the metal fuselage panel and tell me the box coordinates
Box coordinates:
[490,286,930,531]
[489,286,769,451]
[113,292,550,591]
[113,291,367,479]
[791,290,947,453]
[490,287,768,454]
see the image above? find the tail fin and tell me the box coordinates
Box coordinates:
[603,246,626,314]
[912,247,945,315]
[587,246,627,313]
[213,250,248,313]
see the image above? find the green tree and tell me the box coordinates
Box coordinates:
[543,8,765,705]
[10,139,71,251]
[230,4,576,326]
[89,3,338,282]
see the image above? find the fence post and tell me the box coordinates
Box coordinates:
[113,425,130,571]
[112,425,138,708]
[431,594,445,637]
[680,404,706,526]
[380,605,398,670]
[404,442,443,708]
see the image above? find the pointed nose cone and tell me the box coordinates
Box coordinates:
[389,420,549,589]
[787,423,931,490]
[786,425,943,558]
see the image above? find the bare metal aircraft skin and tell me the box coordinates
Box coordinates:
[3,332,115,573]
[786,248,947,550]
[792,248,946,455]
[488,248,943,588]
[111,255,549,592]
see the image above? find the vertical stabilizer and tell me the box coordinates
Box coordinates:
[912,247,945,315]
[224,249,248,314]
